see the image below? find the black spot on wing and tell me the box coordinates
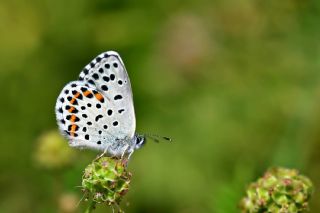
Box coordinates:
[103,76,110,82]
[101,85,108,91]
[86,93,94,98]
[83,69,89,75]
[88,79,95,85]
[92,73,99,80]
[85,134,90,140]
[114,95,123,100]
[95,115,103,122]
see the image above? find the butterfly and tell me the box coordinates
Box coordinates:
[55,51,148,159]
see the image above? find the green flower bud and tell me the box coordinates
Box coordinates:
[240,167,313,213]
[82,157,131,206]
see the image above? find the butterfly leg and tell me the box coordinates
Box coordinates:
[126,149,134,160]
[95,147,109,161]
[120,144,133,165]
[121,144,129,159]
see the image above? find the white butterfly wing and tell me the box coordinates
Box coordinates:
[55,51,136,155]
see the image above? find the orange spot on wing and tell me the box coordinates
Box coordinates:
[70,115,77,122]
[70,124,78,136]
[68,106,75,113]
[70,98,76,104]
[71,124,77,131]
[83,90,91,97]
[94,93,104,102]
[74,92,80,98]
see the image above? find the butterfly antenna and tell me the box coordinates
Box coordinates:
[148,135,160,143]
[145,133,172,143]
[162,136,172,142]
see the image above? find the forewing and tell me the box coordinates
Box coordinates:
[78,51,136,139]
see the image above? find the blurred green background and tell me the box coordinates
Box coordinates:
[1,0,320,212]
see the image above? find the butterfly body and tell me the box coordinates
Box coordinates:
[55,51,143,158]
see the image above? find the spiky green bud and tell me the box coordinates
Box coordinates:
[82,157,131,206]
[240,167,313,213]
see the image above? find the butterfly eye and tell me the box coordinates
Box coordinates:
[135,136,145,149]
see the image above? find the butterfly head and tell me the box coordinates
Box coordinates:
[134,134,146,150]
[133,133,172,151]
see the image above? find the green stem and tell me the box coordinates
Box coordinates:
[84,200,96,213]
